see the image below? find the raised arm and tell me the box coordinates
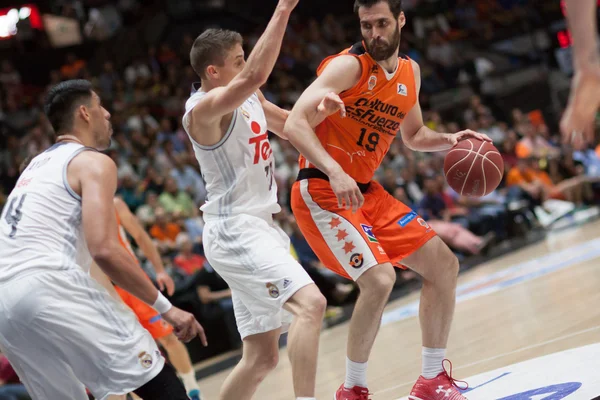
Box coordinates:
[190,0,298,124]
[401,60,490,151]
[559,0,600,145]
[284,55,364,211]
[113,196,175,296]
[564,0,599,71]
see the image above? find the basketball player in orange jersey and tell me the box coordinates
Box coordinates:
[560,0,600,148]
[284,1,491,399]
[91,197,203,400]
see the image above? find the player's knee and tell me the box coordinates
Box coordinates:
[159,333,178,350]
[289,285,327,322]
[433,252,459,288]
[448,254,460,281]
[251,351,279,374]
[358,263,396,298]
[300,289,327,321]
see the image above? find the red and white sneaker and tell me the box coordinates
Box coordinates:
[408,360,469,400]
[334,384,371,400]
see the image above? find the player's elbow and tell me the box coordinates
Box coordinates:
[89,241,119,267]
[400,128,420,151]
[282,114,304,143]
[242,68,269,88]
[402,135,417,151]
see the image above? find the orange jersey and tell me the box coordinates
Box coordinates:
[299,42,417,183]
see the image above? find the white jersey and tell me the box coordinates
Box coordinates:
[0,142,93,283]
[182,85,280,221]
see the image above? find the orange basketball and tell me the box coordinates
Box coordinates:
[443,138,504,197]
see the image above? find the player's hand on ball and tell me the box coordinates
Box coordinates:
[163,307,208,346]
[318,92,346,118]
[156,272,175,296]
[329,168,364,212]
[446,130,492,147]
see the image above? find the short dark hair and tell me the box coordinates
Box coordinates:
[44,79,93,134]
[190,28,243,79]
[354,0,403,19]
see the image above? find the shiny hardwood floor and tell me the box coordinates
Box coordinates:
[197,221,600,399]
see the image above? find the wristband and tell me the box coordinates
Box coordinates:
[152,291,173,314]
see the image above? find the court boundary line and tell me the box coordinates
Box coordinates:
[374,324,600,397]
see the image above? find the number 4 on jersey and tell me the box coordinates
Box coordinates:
[3,194,26,238]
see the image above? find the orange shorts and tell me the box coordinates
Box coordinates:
[114,286,173,339]
[291,177,437,281]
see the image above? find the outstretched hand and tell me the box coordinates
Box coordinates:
[317,92,346,118]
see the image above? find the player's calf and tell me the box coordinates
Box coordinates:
[285,285,327,398]
[346,263,396,366]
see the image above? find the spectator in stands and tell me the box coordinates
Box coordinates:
[150,207,180,254]
[116,174,145,211]
[506,157,590,205]
[136,191,159,226]
[574,146,600,179]
[195,262,240,349]
[159,177,195,217]
[170,154,206,203]
[478,114,506,145]
[139,165,165,195]
[501,129,519,170]
[515,122,559,159]
[427,30,462,87]
[174,235,205,276]
[60,53,86,79]
[428,220,494,255]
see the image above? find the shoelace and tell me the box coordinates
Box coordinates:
[442,359,469,392]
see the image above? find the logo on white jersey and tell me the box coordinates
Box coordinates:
[248,120,272,164]
[397,83,408,96]
[266,282,280,298]
[138,351,153,369]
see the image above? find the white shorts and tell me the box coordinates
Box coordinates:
[203,214,314,339]
[0,268,165,400]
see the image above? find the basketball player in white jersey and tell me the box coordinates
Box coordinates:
[0,79,206,400]
[182,0,347,398]
[560,0,600,147]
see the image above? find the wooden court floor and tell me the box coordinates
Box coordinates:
[197,220,600,399]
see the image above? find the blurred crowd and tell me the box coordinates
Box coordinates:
[1,1,598,381]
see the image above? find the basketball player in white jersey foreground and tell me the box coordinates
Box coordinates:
[182,0,346,398]
[0,79,206,400]
[560,0,600,147]
[89,197,202,400]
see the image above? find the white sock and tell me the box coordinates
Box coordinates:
[422,347,445,379]
[344,357,368,388]
[297,398,316,400]
[180,370,200,393]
